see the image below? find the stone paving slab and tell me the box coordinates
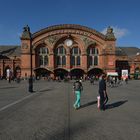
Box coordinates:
[0,80,140,140]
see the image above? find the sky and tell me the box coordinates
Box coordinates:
[0,0,140,48]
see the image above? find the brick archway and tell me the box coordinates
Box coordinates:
[34,68,52,79]
[87,68,103,77]
[54,68,69,80]
[70,68,85,80]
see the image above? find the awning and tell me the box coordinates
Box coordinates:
[107,72,118,76]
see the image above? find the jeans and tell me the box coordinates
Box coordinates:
[74,91,81,108]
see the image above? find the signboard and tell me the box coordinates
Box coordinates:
[107,72,118,76]
[122,69,128,79]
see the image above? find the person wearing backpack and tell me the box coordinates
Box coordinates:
[73,80,83,109]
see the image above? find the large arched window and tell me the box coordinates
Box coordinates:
[55,46,66,66]
[71,47,81,66]
[87,45,99,67]
[39,47,49,66]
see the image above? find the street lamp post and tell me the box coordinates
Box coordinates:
[28,26,33,92]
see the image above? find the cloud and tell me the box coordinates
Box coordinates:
[101,26,129,39]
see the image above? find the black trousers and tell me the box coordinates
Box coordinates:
[99,92,105,110]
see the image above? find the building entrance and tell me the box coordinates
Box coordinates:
[54,68,68,80]
[34,68,51,79]
[87,68,103,78]
[70,69,84,80]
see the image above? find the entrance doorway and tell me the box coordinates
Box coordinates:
[87,68,103,78]
[34,68,51,79]
[54,68,68,80]
[70,69,84,80]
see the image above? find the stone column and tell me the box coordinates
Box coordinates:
[66,54,70,70]
[82,52,87,70]
[49,53,54,69]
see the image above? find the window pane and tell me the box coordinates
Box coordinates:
[57,56,61,65]
[45,48,49,54]
[39,47,49,54]
[89,56,92,66]
[42,48,46,54]
[64,48,66,54]
[71,56,75,66]
[94,56,98,65]
[44,56,48,65]
[56,48,58,54]
[96,48,99,54]
[91,48,95,54]
[59,47,63,54]
[57,46,66,55]
[62,56,66,65]
[74,47,78,54]
[39,48,42,54]
[77,56,80,65]
[39,56,43,66]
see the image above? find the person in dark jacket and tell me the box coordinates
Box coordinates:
[73,80,83,109]
[98,73,108,110]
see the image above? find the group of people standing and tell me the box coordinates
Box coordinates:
[73,73,108,111]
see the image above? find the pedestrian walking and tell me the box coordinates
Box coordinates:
[98,73,108,111]
[73,80,83,109]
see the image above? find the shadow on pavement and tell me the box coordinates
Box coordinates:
[106,100,128,110]
[80,100,97,109]
[0,87,17,89]
[39,89,53,92]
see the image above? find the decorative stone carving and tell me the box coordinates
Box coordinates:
[81,36,96,47]
[47,35,60,45]
[32,24,105,39]
[107,44,113,50]
[22,43,28,49]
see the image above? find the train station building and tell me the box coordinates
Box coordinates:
[0,24,140,79]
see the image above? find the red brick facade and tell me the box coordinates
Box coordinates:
[0,57,21,79]
[20,24,116,79]
[1,24,140,80]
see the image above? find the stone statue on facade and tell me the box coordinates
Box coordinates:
[21,25,31,39]
[105,26,116,40]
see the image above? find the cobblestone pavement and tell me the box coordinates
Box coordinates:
[0,80,140,140]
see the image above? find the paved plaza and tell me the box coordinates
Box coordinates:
[0,79,140,140]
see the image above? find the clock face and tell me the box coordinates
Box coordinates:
[65,39,73,46]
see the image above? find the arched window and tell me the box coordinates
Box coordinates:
[87,46,99,67]
[55,46,66,66]
[38,47,49,66]
[71,47,81,66]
